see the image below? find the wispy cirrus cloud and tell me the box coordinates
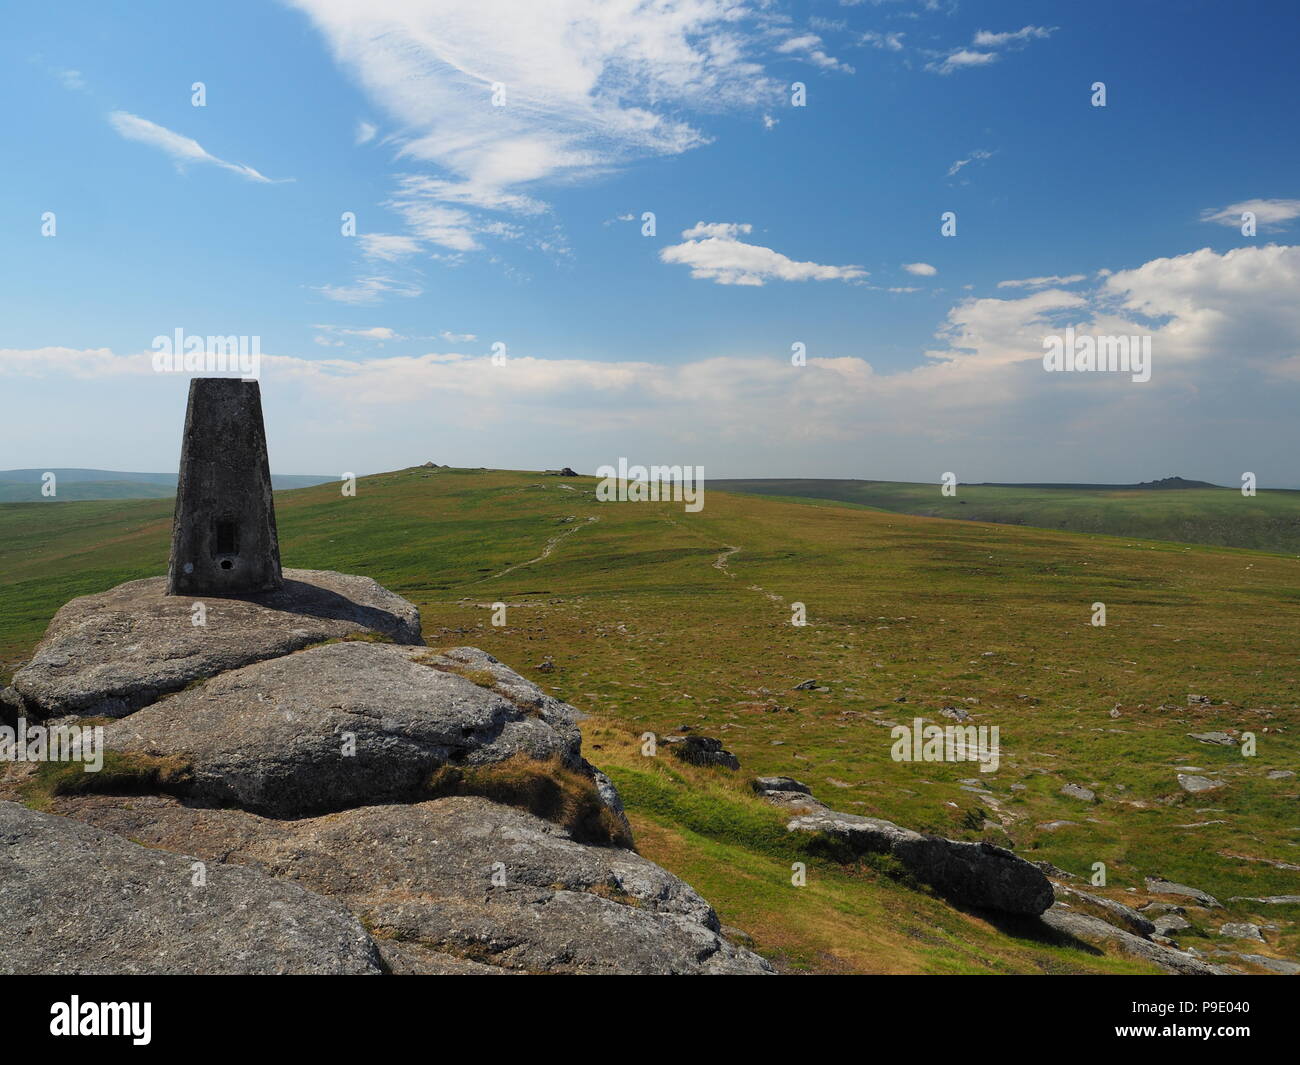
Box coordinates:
[947,148,993,178]
[1200,198,1300,230]
[777,34,854,73]
[288,0,792,291]
[927,25,1056,75]
[314,275,423,304]
[660,222,868,286]
[107,111,288,183]
[859,31,904,52]
[997,274,1087,289]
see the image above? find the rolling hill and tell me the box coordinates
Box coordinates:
[710,478,1300,555]
[0,469,334,502]
[1,467,1296,974]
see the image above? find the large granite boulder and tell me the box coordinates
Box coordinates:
[4,569,423,719]
[102,643,597,819]
[0,801,383,975]
[46,793,774,975]
[787,810,1052,915]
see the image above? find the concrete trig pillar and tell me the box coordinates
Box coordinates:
[166,378,283,595]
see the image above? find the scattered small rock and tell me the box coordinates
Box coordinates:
[668,735,740,771]
[1152,914,1191,936]
[1218,922,1265,942]
[1145,876,1221,908]
[1177,773,1224,794]
[1188,732,1236,746]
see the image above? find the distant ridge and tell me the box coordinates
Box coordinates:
[0,469,334,502]
[969,476,1221,490]
[710,476,1300,553]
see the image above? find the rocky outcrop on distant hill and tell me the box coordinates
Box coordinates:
[0,801,383,975]
[2,569,422,719]
[0,573,771,975]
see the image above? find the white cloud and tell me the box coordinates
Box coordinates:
[1200,198,1300,230]
[777,34,854,73]
[10,246,1300,482]
[972,26,1055,48]
[355,120,377,145]
[903,262,937,277]
[316,324,403,340]
[928,49,998,74]
[997,274,1087,289]
[859,31,904,52]
[315,276,423,304]
[359,233,423,261]
[928,25,1055,75]
[661,222,867,286]
[107,111,285,183]
[288,0,806,294]
[947,148,993,178]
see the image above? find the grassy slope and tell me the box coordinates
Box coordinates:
[2,467,1297,973]
[711,478,1300,555]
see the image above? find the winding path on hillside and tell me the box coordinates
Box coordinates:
[474,516,599,583]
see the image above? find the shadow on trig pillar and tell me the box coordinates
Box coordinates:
[166,378,283,596]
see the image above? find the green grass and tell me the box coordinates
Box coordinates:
[711,477,1300,555]
[2,465,1297,973]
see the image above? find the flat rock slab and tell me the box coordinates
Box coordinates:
[0,801,382,975]
[1052,882,1156,937]
[49,793,774,975]
[104,643,589,818]
[788,810,1053,915]
[1041,906,1228,975]
[7,569,423,719]
[1177,773,1224,794]
[1145,876,1222,908]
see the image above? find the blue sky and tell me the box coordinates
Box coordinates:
[3,0,1300,484]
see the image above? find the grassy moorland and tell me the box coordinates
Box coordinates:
[1,467,1296,974]
[711,478,1300,555]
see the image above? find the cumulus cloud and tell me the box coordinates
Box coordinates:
[107,111,286,183]
[1200,198,1300,230]
[903,262,937,276]
[661,222,868,286]
[13,246,1300,482]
